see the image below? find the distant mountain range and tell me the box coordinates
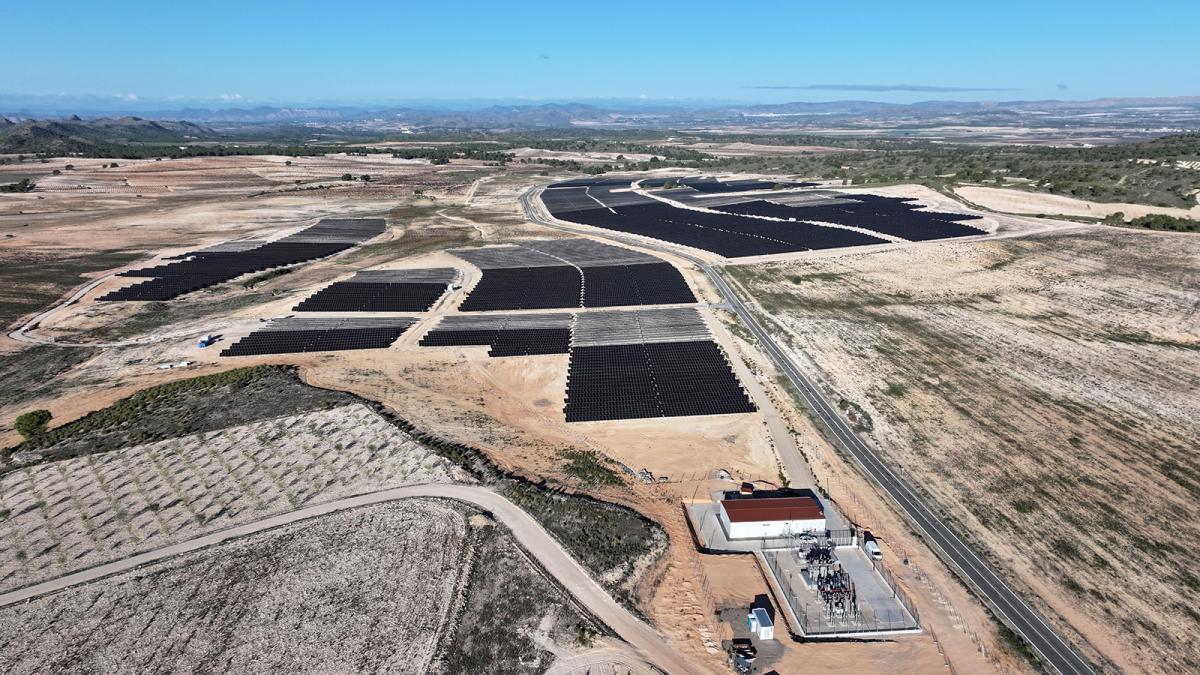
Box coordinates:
[0,116,215,154]
[3,96,1199,153]
[4,96,1199,131]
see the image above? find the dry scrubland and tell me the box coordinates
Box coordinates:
[0,500,603,674]
[0,364,665,671]
[0,153,504,333]
[730,226,1200,672]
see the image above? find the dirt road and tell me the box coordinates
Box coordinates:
[0,483,704,675]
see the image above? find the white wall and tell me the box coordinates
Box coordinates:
[718,505,825,539]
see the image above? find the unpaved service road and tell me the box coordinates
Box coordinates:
[0,483,704,675]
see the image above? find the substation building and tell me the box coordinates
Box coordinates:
[718,486,826,539]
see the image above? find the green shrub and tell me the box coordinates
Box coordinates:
[13,409,52,439]
[557,449,623,486]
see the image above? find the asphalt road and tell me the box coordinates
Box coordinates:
[521,186,1095,675]
[0,483,702,675]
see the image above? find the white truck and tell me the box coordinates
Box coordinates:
[863,532,883,560]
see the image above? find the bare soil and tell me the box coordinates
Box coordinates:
[731,226,1200,672]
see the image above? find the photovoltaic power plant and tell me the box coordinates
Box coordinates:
[419,313,573,357]
[220,317,415,357]
[564,308,756,422]
[638,176,818,192]
[294,268,456,312]
[541,178,986,257]
[100,218,386,301]
[451,239,695,311]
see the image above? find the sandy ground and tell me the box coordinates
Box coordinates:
[956,184,1200,220]
[730,226,1200,673]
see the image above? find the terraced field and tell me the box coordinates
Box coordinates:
[0,404,460,591]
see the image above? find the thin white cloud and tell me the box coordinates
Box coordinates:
[746,84,1019,93]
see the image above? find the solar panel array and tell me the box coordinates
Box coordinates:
[220,317,414,357]
[542,184,986,257]
[642,176,818,193]
[101,219,387,301]
[582,263,696,307]
[294,268,456,312]
[565,341,756,422]
[451,239,695,311]
[565,307,756,421]
[459,265,583,311]
[419,314,573,357]
[713,194,985,242]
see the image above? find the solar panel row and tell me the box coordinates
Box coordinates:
[714,195,984,241]
[458,265,583,311]
[457,262,695,311]
[543,185,985,257]
[219,326,410,357]
[294,281,448,312]
[582,262,697,307]
[564,340,757,422]
[670,177,817,193]
[102,219,386,301]
[420,327,571,357]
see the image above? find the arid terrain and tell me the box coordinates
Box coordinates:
[956,185,1200,220]
[3,143,1195,674]
[727,225,1200,672]
[0,498,607,674]
[0,154,995,673]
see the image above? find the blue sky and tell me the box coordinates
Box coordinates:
[7,1,1198,107]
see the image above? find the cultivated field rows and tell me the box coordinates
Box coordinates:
[0,500,473,674]
[0,403,463,592]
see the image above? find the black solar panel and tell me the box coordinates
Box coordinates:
[219,325,411,357]
[543,186,984,257]
[548,177,634,188]
[582,263,696,307]
[102,219,386,301]
[295,281,448,312]
[458,266,582,311]
[714,196,985,242]
[564,340,756,422]
[420,327,571,357]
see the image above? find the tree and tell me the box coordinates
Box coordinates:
[340,173,353,181]
[285,160,293,166]
[360,174,371,182]
[14,409,52,439]
[52,169,61,175]
[64,164,74,170]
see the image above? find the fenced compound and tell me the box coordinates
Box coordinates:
[763,543,920,637]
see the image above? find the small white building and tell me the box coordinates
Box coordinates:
[718,494,826,540]
[747,607,774,640]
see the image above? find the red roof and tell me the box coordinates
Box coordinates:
[721,496,824,523]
